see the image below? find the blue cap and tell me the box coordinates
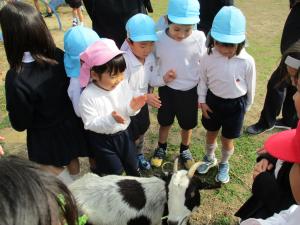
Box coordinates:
[126,14,157,42]
[64,26,100,77]
[211,6,246,44]
[167,0,200,25]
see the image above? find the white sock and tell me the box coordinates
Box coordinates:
[57,168,74,186]
[220,148,234,164]
[206,143,217,161]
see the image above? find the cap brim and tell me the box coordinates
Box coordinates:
[264,129,300,163]
[130,34,158,42]
[64,54,80,78]
[168,15,199,25]
[211,31,245,44]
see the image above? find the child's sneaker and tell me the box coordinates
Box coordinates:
[151,147,166,168]
[215,163,230,184]
[197,155,217,174]
[179,149,195,169]
[72,18,78,27]
[44,12,52,18]
[137,154,151,170]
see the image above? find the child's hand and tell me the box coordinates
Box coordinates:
[163,69,176,83]
[253,159,274,180]
[111,111,125,124]
[146,93,161,108]
[130,95,147,111]
[199,103,213,119]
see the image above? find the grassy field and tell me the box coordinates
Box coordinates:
[0,0,291,224]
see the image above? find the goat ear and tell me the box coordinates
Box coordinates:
[191,176,222,190]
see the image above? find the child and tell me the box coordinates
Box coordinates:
[150,0,206,169]
[240,100,300,224]
[122,13,161,170]
[196,6,256,183]
[65,0,84,26]
[0,156,79,225]
[235,41,300,220]
[64,26,100,178]
[78,39,147,176]
[33,0,52,17]
[0,1,87,185]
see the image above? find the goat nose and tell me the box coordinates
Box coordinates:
[168,220,178,225]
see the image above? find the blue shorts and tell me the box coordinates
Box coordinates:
[201,90,247,139]
[157,86,198,130]
[86,129,138,176]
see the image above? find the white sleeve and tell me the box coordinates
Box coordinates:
[241,205,299,225]
[79,93,116,134]
[245,57,256,111]
[67,78,82,117]
[197,56,208,103]
[149,53,165,87]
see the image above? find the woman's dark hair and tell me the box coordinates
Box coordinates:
[0,1,57,72]
[207,34,245,55]
[0,156,78,225]
[91,54,126,78]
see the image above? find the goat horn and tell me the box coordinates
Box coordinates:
[173,157,178,173]
[187,161,203,178]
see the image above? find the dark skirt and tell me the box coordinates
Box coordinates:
[27,115,88,167]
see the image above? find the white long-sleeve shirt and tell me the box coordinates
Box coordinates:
[197,48,256,110]
[67,77,82,117]
[153,30,206,90]
[121,42,158,95]
[241,204,300,225]
[79,81,138,134]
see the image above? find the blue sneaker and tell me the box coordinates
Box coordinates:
[215,163,230,183]
[179,149,195,169]
[137,154,151,170]
[197,155,217,174]
[151,147,166,167]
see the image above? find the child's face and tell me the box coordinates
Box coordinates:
[287,65,298,86]
[128,40,154,62]
[91,71,124,91]
[167,24,193,41]
[214,41,238,59]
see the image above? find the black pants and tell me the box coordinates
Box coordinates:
[258,66,297,129]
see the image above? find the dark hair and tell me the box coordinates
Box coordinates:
[0,156,79,225]
[207,35,245,55]
[91,54,126,78]
[279,40,300,84]
[0,1,57,72]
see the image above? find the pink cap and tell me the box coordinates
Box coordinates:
[264,120,300,163]
[79,39,124,87]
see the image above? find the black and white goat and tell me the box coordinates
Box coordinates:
[69,160,215,225]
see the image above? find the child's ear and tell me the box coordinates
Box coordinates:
[126,38,133,47]
[90,70,99,81]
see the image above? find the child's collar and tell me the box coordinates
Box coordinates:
[22,52,35,63]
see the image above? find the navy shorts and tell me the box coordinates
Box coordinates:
[157,86,198,130]
[86,129,138,176]
[128,104,150,141]
[201,90,247,139]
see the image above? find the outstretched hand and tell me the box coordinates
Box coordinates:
[111,111,125,124]
[253,159,274,180]
[130,95,147,111]
[147,93,161,108]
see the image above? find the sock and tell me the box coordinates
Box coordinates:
[220,148,234,164]
[70,173,80,181]
[158,142,167,151]
[180,143,189,153]
[57,168,74,186]
[206,143,217,161]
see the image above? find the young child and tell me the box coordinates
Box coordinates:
[196,6,256,183]
[121,13,161,170]
[78,39,147,176]
[65,0,84,26]
[240,77,300,224]
[0,1,87,185]
[0,156,79,225]
[64,26,100,178]
[150,0,206,169]
[33,0,52,17]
